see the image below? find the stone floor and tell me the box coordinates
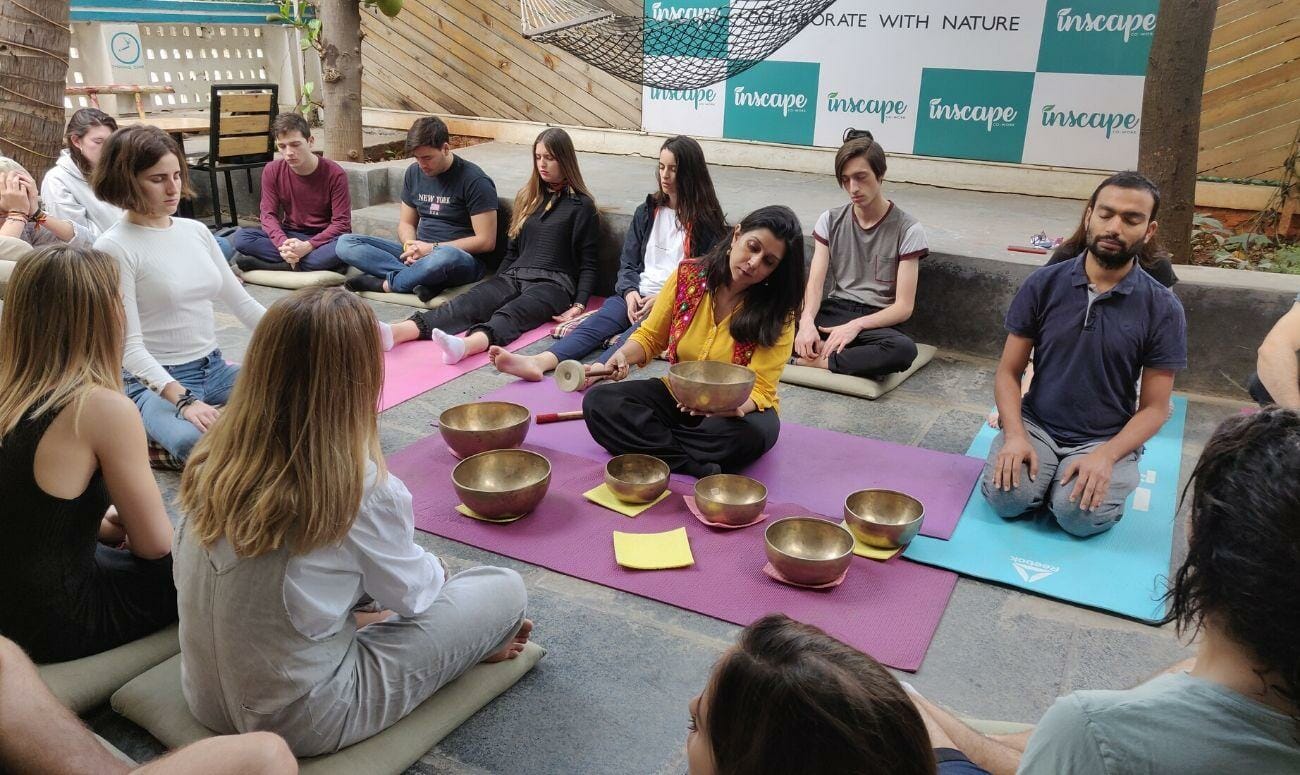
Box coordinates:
[88,281,1250,774]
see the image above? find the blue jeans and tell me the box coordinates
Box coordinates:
[548,294,641,364]
[233,227,343,271]
[336,235,484,294]
[214,234,235,262]
[123,350,241,460]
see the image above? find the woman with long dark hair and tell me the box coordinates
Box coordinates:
[492,135,726,382]
[686,614,944,775]
[41,108,122,242]
[582,205,805,478]
[383,127,599,363]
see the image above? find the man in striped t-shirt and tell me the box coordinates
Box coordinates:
[794,131,928,379]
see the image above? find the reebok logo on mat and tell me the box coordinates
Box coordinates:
[1011,556,1059,583]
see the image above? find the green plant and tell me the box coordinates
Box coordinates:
[298,80,323,125]
[268,2,322,52]
[1258,243,1300,275]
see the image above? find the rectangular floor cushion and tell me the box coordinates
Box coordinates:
[358,278,482,311]
[780,343,937,400]
[112,642,546,774]
[38,625,179,714]
[239,269,348,290]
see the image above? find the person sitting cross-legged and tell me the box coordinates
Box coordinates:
[1248,293,1300,408]
[337,115,496,303]
[908,408,1300,775]
[232,113,350,273]
[794,130,927,379]
[981,171,1186,538]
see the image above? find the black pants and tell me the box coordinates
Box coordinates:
[583,377,780,478]
[1247,372,1277,406]
[409,273,571,347]
[816,297,917,378]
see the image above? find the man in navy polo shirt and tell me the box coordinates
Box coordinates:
[982,171,1187,537]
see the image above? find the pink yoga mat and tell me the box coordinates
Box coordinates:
[378,300,602,411]
[389,437,958,671]
[478,379,984,540]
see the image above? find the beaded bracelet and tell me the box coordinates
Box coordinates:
[174,391,199,418]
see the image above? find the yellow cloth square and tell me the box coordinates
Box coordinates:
[841,521,903,561]
[612,527,695,570]
[583,483,672,517]
[456,503,526,524]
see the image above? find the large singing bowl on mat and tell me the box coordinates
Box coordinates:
[452,449,552,520]
[694,474,768,526]
[764,517,855,586]
[604,454,671,504]
[438,401,531,458]
[844,489,925,549]
[666,361,755,414]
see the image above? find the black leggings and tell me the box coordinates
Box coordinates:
[816,297,918,378]
[582,377,780,478]
[409,274,571,346]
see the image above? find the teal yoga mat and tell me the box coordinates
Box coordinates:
[904,397,1187,622]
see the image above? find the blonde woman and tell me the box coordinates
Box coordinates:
[176,287,532,757]
[93,125,265,460]
[384,127,599,363]
[0,245,175,663]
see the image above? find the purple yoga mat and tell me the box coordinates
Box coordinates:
[479,379,983,541]
[389,436,958,671]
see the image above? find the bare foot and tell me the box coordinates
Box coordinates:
[987,409,1001,428]
[794,354,829,370]
[491,347,545,381]
[355,609,395,629]
[483,618,533,663]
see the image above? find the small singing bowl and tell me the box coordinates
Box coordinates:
[843,489,925,549]
[694,474,768,526]
[451,449,551,520]
[604,454,670,504]
[764,517,855,586]
[666,361,756,414]
[438,401,531,459]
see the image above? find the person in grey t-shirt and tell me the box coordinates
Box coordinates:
[905,409,1300,775]
[794,131,928,379]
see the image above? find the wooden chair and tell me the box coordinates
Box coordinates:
[188,84,278,228]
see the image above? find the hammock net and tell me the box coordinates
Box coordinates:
[519,0,837,89]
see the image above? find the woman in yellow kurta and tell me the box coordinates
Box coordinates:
[582,206,805,478]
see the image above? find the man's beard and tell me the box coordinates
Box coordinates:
[1087,230,1143,270]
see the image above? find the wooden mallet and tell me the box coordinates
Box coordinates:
[536,410,584,424]
[554,359,615,392]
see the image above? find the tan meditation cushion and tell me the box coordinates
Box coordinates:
[358,279,481,310]
[780,344,937,400]
[37,625,180,714]
[239,269,347,290]
[112,642,545,774]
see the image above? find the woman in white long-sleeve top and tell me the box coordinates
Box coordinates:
[92,125,265,460]
[175,287,533,757]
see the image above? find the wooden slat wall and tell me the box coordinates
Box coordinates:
[1200,0,1300,181]
[359,0,641,130]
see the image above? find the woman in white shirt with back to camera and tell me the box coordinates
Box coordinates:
[92,124,265,461]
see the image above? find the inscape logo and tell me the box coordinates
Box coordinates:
[1041,104,1139,138]
[825,93,907,122]
[928,98,1018,131]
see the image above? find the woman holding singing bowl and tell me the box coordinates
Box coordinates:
[582,205,805,478]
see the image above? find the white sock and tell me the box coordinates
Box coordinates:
[430,328,467,365]
[377,322,395,352]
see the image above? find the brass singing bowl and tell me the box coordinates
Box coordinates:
[438,401,531,459]
[451,449,551,520]
[666,361,755,414]
[843,489,925,549]
[604,454,671,504]
[694,474,768,526]
[764,517,855,586]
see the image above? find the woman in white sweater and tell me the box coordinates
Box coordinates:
[41,108,123,243]
[93,125,265,460]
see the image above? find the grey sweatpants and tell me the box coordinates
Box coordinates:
[271,566,528,756]
[979,418,1139,537]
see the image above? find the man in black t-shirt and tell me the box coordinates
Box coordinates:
[338,116,498,303]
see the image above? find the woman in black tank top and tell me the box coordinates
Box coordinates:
[0,246,175,662]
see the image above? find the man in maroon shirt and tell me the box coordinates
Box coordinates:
[232,113,351,272]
